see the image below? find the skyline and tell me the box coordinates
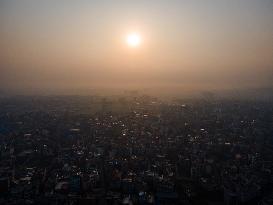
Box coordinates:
[0,0,273,95]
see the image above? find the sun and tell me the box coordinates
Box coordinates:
[126,33,141,47]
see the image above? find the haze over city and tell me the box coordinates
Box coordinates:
[1,0,272,96]
[1,1,273,205]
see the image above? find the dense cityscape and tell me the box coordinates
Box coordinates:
[0,94,272,205]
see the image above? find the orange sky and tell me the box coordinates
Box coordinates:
[1,0,273,94]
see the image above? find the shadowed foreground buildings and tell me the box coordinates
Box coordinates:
[0,95,272,205]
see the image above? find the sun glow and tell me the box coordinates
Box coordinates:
[126,33,141,47]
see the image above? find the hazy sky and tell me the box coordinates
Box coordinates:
[0,0,273,94]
